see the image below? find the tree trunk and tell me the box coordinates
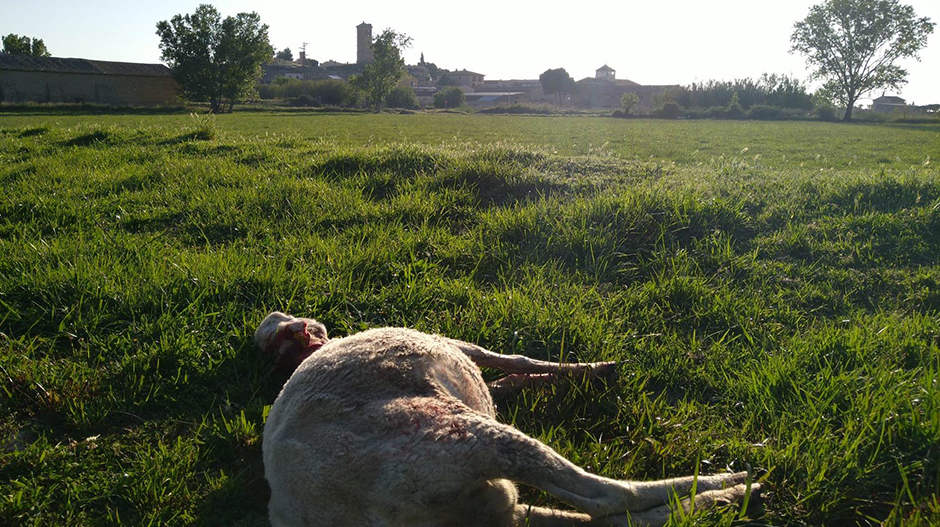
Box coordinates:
[842,105,854,121]
[842,95,856,122]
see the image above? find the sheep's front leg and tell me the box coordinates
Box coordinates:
[449,339,618,394]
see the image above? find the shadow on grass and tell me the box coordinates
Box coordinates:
[60,130,116,147]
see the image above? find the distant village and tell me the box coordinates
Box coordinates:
[0,21,929,114]
[257,22,678,110]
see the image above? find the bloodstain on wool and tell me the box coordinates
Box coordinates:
[387,398,475,443]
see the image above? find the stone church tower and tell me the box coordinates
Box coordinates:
[357,22,374,64]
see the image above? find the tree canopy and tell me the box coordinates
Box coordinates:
[539,68,576,105]
[791,0,934,121]
[276,47,293,62]
[433,86,466,108]
[620,92,640,113]
[156,4,273,113]
[2,34,50,56]
[351,29,412,112]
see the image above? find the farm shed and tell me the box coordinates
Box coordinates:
[0,55,179,106]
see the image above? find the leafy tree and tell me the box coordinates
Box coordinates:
[620,92,640,113]
[2,34,50,56]
[386,86,418,109]
[423,61,440,77]
[436,74,458,86]
[350,29,412,112]
[791,0,934,121]
[433,86,466,108]
[276,47,293,62]
[156,4,273,113]
[539,68,576,105]
[725,91,745,119]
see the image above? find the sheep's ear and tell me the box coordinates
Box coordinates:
[255,311,291,353]
[307,320,329,341]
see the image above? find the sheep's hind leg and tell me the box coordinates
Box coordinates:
[452,410,757,521]
[513,504,599,526]
[448,339,618,395]
[606,482,760,527]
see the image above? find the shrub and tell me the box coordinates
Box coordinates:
[478,103,561,115]
[656,101,682,119]
[257,79,362,107]
[385,86,418,109]
[748,104,784,120]
[433,86,466,109]
[815,104,838,122]
[290,94,320,107]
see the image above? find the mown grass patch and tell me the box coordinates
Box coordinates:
[0,117,938,526]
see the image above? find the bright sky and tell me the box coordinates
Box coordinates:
[3,0,938,104]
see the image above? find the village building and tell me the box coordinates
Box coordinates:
[871,95,909,113]
[0,55,179,106]
[478,79,551,103]
[573,65,674,109]
[406,65,433,86]
[436,69,485,88]
[260,63,331,83]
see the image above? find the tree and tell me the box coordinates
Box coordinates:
[386,86,418,109]
[350,29,412,112]
[791,0,934,121]
[156,4,273,113]
[2,34,50,56]
[620,92,640,114]
[539,68,576,105]
[433,86,466,108]
[436,74,458,86]
[276,47,293,62]
[725,91,745,119]
[423,61,440,77]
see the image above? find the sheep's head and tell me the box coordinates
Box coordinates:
[255,311,329,375]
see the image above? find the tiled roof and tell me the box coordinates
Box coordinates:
[0,55,172,77]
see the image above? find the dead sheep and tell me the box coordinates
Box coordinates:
[255,311,760,526]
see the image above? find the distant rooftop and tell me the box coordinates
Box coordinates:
[441,69,484,76]
[0,55,172,77]
[873,95,906,104]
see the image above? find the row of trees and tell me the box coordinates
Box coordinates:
[2,33,50,56]
[659,74,814,111]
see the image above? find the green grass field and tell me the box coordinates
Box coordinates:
[1,111,938,526]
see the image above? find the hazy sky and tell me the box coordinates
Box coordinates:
[3,0,938,104]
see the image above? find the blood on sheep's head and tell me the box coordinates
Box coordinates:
[255,311,329,374]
